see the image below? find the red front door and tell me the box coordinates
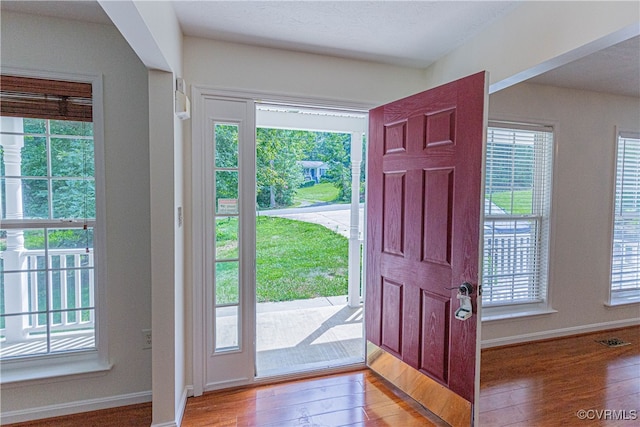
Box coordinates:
[366,72,486,423]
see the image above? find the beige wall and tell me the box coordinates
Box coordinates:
[484,82,640,344]
[184,37,429,106]
[1,11,152,415]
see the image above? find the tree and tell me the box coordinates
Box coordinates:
[359,136,367,202]
[18,118,95,219]
[256,128,307,208]
[214,124,239,209]
[2,118,95,249]
[255,129,365,207]
[301,132,354,203]
[486,143,534,194]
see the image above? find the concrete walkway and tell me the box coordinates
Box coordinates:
[258,203,365,238]
[255,296,364,376]
[253,206,367,375]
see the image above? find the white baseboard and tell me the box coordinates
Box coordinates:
[0,390,152,425]
[151,422,178,427]
[2,382,192,426]
[176,386,190,426]
[150,386,192,427]
[481,318,640,348]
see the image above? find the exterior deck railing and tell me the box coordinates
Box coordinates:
[1,248,95,342]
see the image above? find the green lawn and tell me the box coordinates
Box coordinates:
[214,188,533,305]
[487,190,533,215]
[293,182,339,206]
[215,216,348,303]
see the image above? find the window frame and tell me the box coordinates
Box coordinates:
[0,68,109,384]
[481,120,555,320]
[608,129,640,306]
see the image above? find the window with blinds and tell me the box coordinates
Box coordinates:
[482,123,553,307]
[610,132,640,303]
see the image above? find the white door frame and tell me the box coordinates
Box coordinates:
[191,86,373,396]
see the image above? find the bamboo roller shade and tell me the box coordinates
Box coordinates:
[1,75,93,122]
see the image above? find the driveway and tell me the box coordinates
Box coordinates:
[258,203,365,238]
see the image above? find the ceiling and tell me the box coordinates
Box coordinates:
[171,1,518,68]
[527,35,639,98]
[1,0,638,97]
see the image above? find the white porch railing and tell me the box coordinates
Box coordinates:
[1,248,95,342]
[611,224,640,295]
[482,217,540,305]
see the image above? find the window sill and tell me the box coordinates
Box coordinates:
[605,298,640,308]
[0,351,112,387]
[482,307,557,322]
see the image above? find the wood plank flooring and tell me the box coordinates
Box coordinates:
[6,326,639,426]
[479,326,640,427]
[4,403,153,427]
[181,371,446,427]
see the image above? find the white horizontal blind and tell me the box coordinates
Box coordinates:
[483,123,553,306]
[611,132,640,302]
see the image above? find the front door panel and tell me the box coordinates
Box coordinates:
[366,72,486,425]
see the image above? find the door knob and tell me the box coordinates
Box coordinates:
[445,282,474,295]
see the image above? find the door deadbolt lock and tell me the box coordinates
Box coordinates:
[459,282,474,295]
[454,282,474,321]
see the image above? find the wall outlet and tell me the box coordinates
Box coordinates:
[142,329,152,349]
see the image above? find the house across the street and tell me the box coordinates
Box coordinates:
[300,160,327,183]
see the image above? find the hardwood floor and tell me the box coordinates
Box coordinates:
[181,371,446,427]
[479,326,640,426]
[4,403,153,427]
[6,326,639,426]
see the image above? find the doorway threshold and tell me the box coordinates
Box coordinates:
[256,357,365,379]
